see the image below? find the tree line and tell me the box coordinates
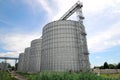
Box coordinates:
[94,62,120,69]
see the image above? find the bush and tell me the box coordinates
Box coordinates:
[0,71,17,80]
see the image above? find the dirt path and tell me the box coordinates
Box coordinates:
[10,71,27,80]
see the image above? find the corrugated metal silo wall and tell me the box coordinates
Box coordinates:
[24,47,31,72]
[41,20,90,72]
[17,53,24,72]
[29,38,41,72]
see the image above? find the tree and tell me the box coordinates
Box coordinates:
[117,63,120,69]
[11,66,15,70]
[109,64,115,69]
[103,62,109,69]
[15,63,18,70]
[99,66,104,69]
[7,63,11,68]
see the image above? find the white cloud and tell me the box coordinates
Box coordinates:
[22,0,54,19]
[82,0,114,13]
[88,22,120,53]
[37,0,52,15]
[0,33,41,57]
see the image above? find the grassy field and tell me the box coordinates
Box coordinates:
[18,72,120,80]
[0,71,17,80]
[100,73,120,79]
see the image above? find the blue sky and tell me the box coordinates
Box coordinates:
[0,0,120,67]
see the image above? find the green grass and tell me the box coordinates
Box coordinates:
[0,71,17,80]
[100,73,120,79]
[17,72,120,80]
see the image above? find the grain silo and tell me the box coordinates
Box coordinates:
[41,1,90,72]
[19,47,31,72]
[17,53,24,72]
[29,38,41,72]
[24,47,31,72]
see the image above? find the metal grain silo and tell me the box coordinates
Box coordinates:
[24,47,31,72]
[41,20,90,71]
[29,38,41,72]
[17,53,24,72]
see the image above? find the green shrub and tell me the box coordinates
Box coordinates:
[0,71,17,80]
